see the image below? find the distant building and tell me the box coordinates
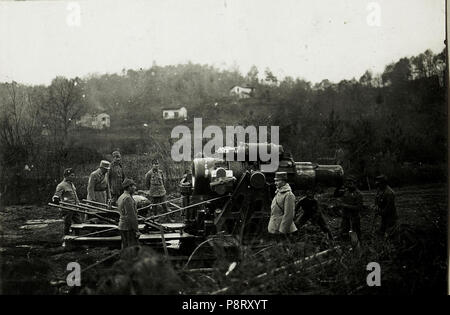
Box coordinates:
[229,85,255,98]
[77,113,110,129]
[41,124,50,136]
[162,106,187,120]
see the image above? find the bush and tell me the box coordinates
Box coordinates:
[91,246,184,295]
[62,146,103,165]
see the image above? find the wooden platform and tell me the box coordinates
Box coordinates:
[64,232,195,242]
[71,222,186,230]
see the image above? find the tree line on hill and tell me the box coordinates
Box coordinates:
[0,48,446,204]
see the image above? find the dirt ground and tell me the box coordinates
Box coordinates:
[0,183,447,295]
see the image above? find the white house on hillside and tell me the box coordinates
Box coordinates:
[162,106,187,120]
[229,85,255,98]
[77,113,110,129]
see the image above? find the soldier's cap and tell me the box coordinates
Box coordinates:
[345,175,357,183]
[99,160,111,170]
[274,172,288,181]
[64,168,74,177]
[375,175,388,183]
[122,178,136,189]
[112,151,121,157]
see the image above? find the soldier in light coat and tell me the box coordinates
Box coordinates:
[52,168,82,235]
[87,160,111,204]
[117,178,140,249]
[268,172,298,240]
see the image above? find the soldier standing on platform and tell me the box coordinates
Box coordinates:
[117,178,140,249]
[145,159,168,216]
[87,160,111,204]
[109,151,125,206]
[52,168,82,235]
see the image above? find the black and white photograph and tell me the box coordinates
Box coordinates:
[0,0,448,299]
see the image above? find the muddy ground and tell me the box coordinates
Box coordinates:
[0,184,447,295]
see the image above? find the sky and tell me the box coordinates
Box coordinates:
[0,0,446,85]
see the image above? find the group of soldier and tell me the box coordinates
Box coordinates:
[52,150,398,249]
[268,171,398,245]
[52,150,170,248]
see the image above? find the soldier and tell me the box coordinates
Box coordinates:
[145,159,168,216]
[108,151,126,206]
[374,175,398,236]
[268,172,297,240]
[87,160,111,204]
[117,178,140,249]
[336,175,363,242]
[179,167,193,209]
[295,189,333,239]
[52,168,82,235]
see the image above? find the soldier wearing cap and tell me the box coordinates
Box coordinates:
[268,172,298,239]
[87,160,111,204]
[108,151,126,206]
[117,178,140,249]
[145,159,168,216]
[52,168,82,235]
[295,188,333,239]
[336,175,363,242]
[374,175,397,236]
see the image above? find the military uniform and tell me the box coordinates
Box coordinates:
[375,185,397,235]
[117,191,139,249]
[339,188,363,241]
[295,197,332,238]
[145,168,168,215]
[268,183,298,235]
[109,161,125,205]
[87,168,110,203]
[53,179,82,234]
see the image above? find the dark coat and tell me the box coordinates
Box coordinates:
[117,192,139,231]
[109,161,125,197]
[375,185,397,227]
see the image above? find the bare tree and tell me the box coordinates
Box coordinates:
[0,82,44,203]
[44,76,86,143]
[0,82,41,149]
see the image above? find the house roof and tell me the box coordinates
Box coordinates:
[82,112,109,116]
[230,85,255,90]
[162,107,187,111]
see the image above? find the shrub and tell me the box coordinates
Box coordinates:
[92,246,184,295]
